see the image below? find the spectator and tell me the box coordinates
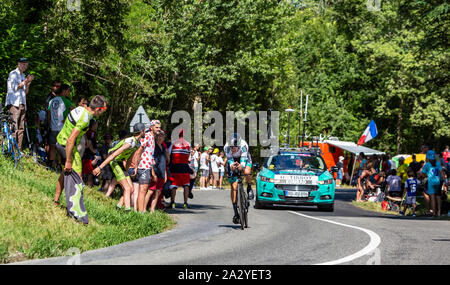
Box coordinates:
[133,120,160,212]
[43,80,61,161]
[359,152,367,173]
[386,169,402,198]
[380,154,390,173]
[168,129,191,209]
[439,153,446,170]
[199,146,210,190]
[421,144,430,155]
[409,154,421,176]
[217,151,226,190]
[443,146,450,164]
[98,133,116,195]
[211,148,220,189]
[335,156,344,187]
[356,162,373,202]
[6,57,34,150]
[400,168,419,217]
[397,157,409,190]
[147,129,169,212]
[105,130,128,197]
[47,84,73,170]
[372,155,380,173]
[191,143,200,183]
[420,150,445,217]
[45,80,61,110]
[388,154,396,170]
[82,119,98,187]
[78,97,88,108]
[206,147,214,188]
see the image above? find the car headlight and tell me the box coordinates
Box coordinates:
[318,179,334,185]
[260,176,275,183]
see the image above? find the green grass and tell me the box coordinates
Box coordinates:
[352,195,450,219]
[0,155,175,263]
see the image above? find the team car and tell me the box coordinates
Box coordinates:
[255,147,337,211]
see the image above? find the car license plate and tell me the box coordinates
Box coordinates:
[275,175,317,185]
[285,191,309,198]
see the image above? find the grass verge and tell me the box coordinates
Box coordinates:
[352,195,450,220]
[0,155,175,264]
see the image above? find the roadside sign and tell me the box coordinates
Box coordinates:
[130,105,151,132]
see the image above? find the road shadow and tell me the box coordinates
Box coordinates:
[164,203,225,214]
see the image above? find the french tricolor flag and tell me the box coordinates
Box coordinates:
[357,120,378,145]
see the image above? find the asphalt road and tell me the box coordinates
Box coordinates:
[16,188,450,265]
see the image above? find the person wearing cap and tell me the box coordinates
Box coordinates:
[335,156,344,187]
[131,120,161,213]
[211,148,220,189]
[419,150,445,217]
[6,58,34,150]
[93,122,146,211]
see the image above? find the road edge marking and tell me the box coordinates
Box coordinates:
[288,211,381,265]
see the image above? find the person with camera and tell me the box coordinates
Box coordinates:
[6,58,34,151]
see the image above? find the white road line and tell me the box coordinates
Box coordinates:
[288,211,381,265]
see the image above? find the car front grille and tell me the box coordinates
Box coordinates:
[275,184,318,192]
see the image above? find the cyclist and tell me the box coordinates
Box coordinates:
[53,95,107,224]
[224,133,254,224]
[92,123,146,211]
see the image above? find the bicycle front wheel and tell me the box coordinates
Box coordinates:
[238,183,248,229]
[10,138,22,169]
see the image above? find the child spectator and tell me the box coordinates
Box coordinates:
[400,169,419,217]
[386,169,402,198]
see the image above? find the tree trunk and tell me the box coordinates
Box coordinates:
[396,96,404,154]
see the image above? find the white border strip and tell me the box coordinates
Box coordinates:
[288,211,381,265]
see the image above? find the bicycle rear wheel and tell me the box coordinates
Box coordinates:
[237,183,245,230]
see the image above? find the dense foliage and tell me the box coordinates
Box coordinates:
[1,0,448,155]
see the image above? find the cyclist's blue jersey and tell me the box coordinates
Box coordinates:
[224,140,252,168]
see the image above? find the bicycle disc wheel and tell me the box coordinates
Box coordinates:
[242,188,249,228]
[238,184,245,230]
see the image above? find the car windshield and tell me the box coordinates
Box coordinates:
[264,153,326,171]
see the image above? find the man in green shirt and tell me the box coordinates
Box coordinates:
[53,95,107,224]
[93,123,146,211]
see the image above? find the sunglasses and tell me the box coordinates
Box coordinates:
[97,106,107,111]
